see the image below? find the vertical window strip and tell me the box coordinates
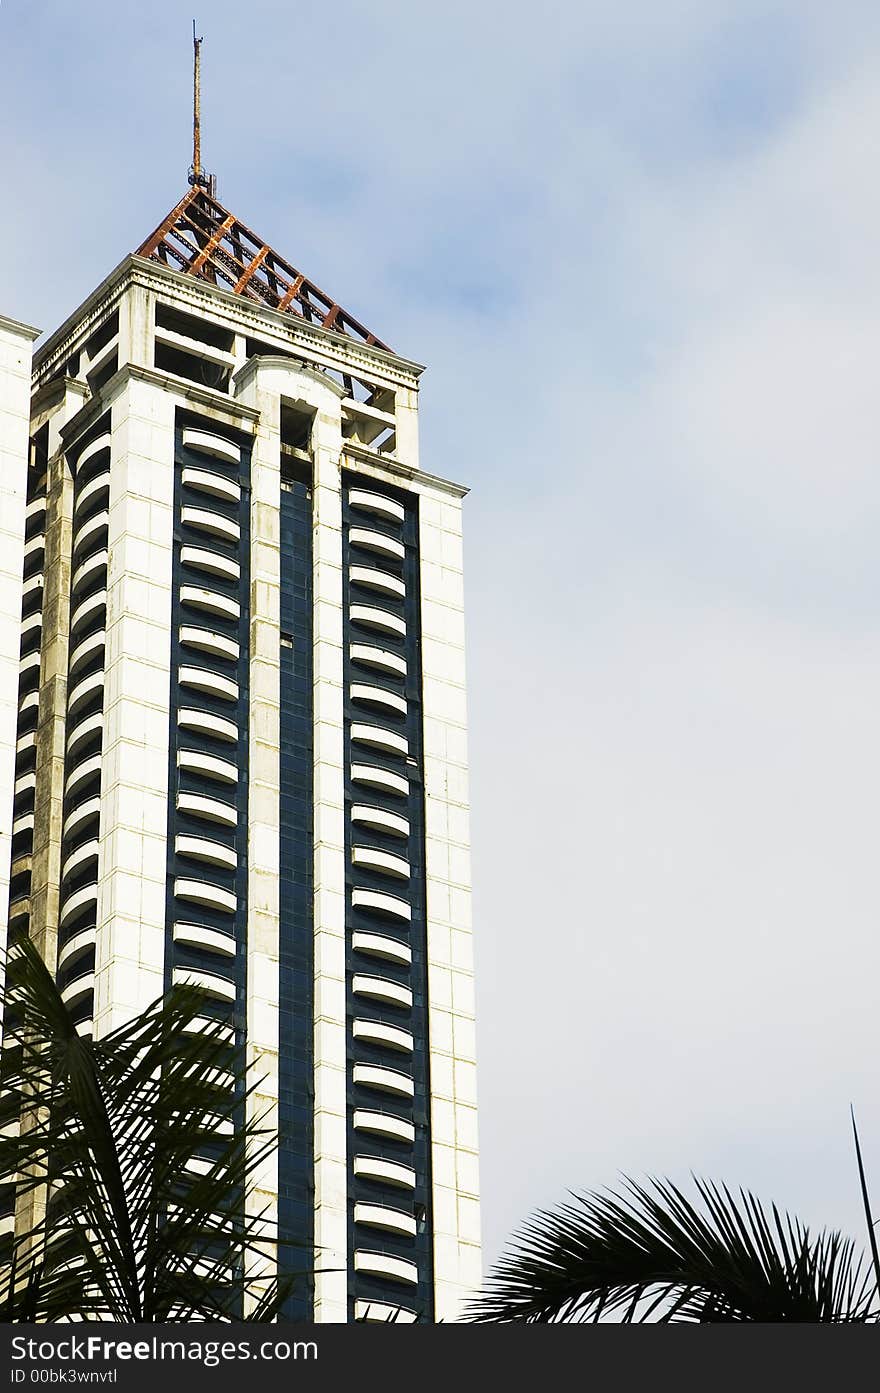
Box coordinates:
[342,475,435,1321]
[278,467,315,1320]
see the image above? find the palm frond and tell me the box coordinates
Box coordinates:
[468,1175,879,1323]
[0,938,298,1322]
[851,1105,880,1301]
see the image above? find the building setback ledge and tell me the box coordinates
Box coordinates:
[343,442,470,500]
[0,312,41,341]
[59,362,260,447]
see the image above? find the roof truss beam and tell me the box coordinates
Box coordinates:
[135,188,387,350]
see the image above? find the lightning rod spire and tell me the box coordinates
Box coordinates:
[188,21,215,192]
[192,20,202,184]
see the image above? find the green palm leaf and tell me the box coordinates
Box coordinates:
[0,937,303,1322]
[468,1175,878,1323]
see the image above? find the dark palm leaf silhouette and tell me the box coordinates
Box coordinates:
[0,937,299,1322]
[468,1175,879,1323]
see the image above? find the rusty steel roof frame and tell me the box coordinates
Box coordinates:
[136,186,390,351]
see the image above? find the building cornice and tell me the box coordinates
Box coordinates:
[32,258,132,389]
[33,255,425,394]
[343,442,469,500]
[0,312,41,341]
[59,361,260,447]
[127,257,424,387]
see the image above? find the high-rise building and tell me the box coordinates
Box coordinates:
[0,178,479,1322]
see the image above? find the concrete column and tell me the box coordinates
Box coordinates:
[418,485,481,1321]
[117,283,154,372]
[394,384,420,472]
[0,315,39,969]
[93,375,176,1036]
[29,386,87,970]
[14,381,87,1254]
[310,390,348,1323]
[233,367,282,1298]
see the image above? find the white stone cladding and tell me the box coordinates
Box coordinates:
[92,373,176,1032]
[417,486,481,1321]
[0,316,40,980]
[233,368,282,1297]
[309,381,350,1324]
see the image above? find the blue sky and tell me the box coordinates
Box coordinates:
[4,0,880,1274]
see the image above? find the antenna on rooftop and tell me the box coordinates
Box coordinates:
[188,20,216,196]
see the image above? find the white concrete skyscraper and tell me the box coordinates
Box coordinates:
[0,177,479,1322]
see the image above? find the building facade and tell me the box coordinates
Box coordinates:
[0,187,480,1322]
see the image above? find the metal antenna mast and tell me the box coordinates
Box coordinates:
[192,20,203,185]
[188,21,214,192]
